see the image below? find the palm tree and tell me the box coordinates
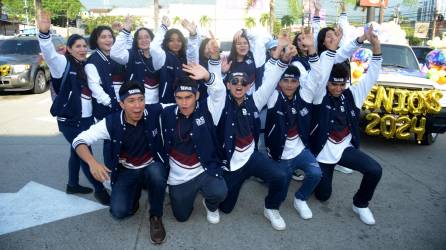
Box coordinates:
[259,13,270,27]
[172,16,181,26]
[244,16,256,29]
[281,15,294,28]
[199,15,211,29]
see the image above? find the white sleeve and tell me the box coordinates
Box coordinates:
[38,32,66,78]
[291,60,309,81]
[246,29,271,68]
[299,54,322,103]
[150,25,167,70]
[313,50,337,104]
[253,58,287,111]
[335,37,361,64]
[337,13,349,48]
[350,55,382,108]
[312,16,321,48]
[72,119,111,149]
[206,59,226,125]
[85,63,111,106]
[110,29,131,65]
[187,34,200,64]
[267,90,279,109]
[126,32,133,49]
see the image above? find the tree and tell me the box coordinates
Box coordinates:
[259,13,270,27]
[82,15,143,35]
[281,15,294,28]
[199,15,211,29]
[244,16,256,29]
[172,16,181,25]
[288,0,302,23]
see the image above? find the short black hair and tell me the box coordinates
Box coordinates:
[119,81,145,98]
[330,63,350,80]
[89,26,115,50]
[174,76,197,90]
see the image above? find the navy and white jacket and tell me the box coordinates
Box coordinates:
[72,104,166,185]
[38,32,92,126]
[150,24,200,104]
[217,58,287,171]
[310,54,383,164]
[110,29,160,104]
[161,60,225,185]
[85,49,125,120]
[265,51,336,161]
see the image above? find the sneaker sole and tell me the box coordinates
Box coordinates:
[352,206,375,225]
[203,199,220,224]
[263,210,286,231]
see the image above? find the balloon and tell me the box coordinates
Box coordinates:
[408,92,424,115]
[425,49,446,69]
[365,113,380,136]
[353,70,363,79]
[395,116,411,140]
[424,90,443,113]
[438,76,446,84]
[363,85,378,110]
[380,114,396,139]
[411,116,426,142]
[393,89,409,115]
[375,86,395,113]
[352,48,373,63]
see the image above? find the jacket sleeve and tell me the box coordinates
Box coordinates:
[150,25,168,71]
[267,90,279,109]
[253,58,287,111]
[85,63,111,106]
[299,54,322,103]
[337,12,349,48]
[246,29,271,69]
[350,54,382,108]
[334,37,362,64]
[72,119,111,149]
[312,16,321,48]
[38,32,67,78]
[313,50,337,105]
[110,29,131,65]
[187,33,200,64]
[206,59,226,125]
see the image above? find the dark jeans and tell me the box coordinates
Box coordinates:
[110,161,167,219]
[58,117,103,192]
[279,149,322,201]
[314,146,382,208]
[169,172,227,222]
[219,151,288,213]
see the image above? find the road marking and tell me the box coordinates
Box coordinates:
[34,116,57,123]
[0,181,107,236]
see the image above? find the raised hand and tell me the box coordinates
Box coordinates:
[313,0,321,15]
[271,33,289,59]
[182,63,210,81]
[300,27,316,54]
[281,44,298,62]
[181,19,197,36]
[162,16,170,28]
[340,1,346,13]
[221,55,232,73]
[123,15,133,31]
[37,10,51,33]
[207,30,220,60]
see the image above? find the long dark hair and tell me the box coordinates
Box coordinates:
[65,34,87,82]
[162,28,187,60]
[89,26,115,51]
[198,37,211,67]
[317,27,335,55]
[132,27,154,50]
[292,32,307,57]
[228,30,251,63]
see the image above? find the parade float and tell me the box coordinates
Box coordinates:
[349,23,446,145]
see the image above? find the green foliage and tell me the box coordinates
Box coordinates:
[288,0,302,21]
[172,16,181,25]
[199,15,212,29]
[281,15,295,27]
[82,16,143,35]
[244,16,256,29]
[259,13,270,27]
[272,20,282,36]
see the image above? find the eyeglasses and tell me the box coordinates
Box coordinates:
[230,77,250,87]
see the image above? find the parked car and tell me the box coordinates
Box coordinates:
[411,46,433,65]
[0,35,65,94]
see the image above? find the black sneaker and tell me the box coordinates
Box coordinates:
[66,184,93,194]
[94,191,111,206]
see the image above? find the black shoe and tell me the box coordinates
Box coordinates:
[66,184,93,194]
[94,191,111,206]
[150,216,166,244]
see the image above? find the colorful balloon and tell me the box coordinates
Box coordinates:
[425,49,446,69]
[352,48,373,63]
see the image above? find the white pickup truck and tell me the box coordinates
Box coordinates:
[357,43,446,145]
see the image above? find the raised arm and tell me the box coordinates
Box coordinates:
[150,16,169,70]
[337,1,349,47]
[110,16,132,65]
[246,28,272,68]
[182,19,200,64]
[312,0,322,47]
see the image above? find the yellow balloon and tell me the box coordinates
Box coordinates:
[375,86,395,113]
[423,90,443,114]
[380,114,396,139]
[395,116,411,140]
[407,92,424,115]
[411,116,426,142]
[363,85,378,110]
[365,113,380,136]
[353,70,363,79]
[393,89,409,115]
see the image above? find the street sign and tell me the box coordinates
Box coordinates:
[360,0,388,7]
[414,22,430,39]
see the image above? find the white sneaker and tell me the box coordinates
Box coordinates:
[293,198,313,219]
[202,199,220,224]
[263,208,286,230]
[291,171,305,181]
[352,205,376,225]
[335,165,354,174]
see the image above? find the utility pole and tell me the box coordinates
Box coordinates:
[269,0,275,35]
[154,0,159,30]
[431,8,437,40]
[378,0,385,24]
[366,7,375,23]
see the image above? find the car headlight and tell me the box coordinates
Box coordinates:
[11,64,31,74]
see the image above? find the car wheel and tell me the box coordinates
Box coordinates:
[419,132,438,145]
[32,70,47,94]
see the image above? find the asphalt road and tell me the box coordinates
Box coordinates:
[0,91,445,249]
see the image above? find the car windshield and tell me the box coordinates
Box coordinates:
[412,47,432,64]
[0,39,40,55]
[364,44,419,70]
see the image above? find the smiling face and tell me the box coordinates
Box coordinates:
[67,39,88,61]
[235,37,249,58]
[120,94,145,124]
[136,29,152,51]
[226,76,250,104]
[167,33,183,54]
[97,29,114,53]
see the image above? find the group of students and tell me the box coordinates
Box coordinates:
[37,3,383,245]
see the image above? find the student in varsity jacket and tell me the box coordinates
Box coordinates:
[36,12,107,204]
[160,43,228,224]
[151,16,200,104]
[72,81,168,244]
[264,30,337,221]
[216,37,296,231]
[110,16,160,104]
[310,27,383,225]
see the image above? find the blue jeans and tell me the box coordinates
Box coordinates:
[314,146,382,208]
[219,151,288,213]
[58,117,104,192]
[169,172,227,222]
[279,149,321,201]
[110,161,167,219]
